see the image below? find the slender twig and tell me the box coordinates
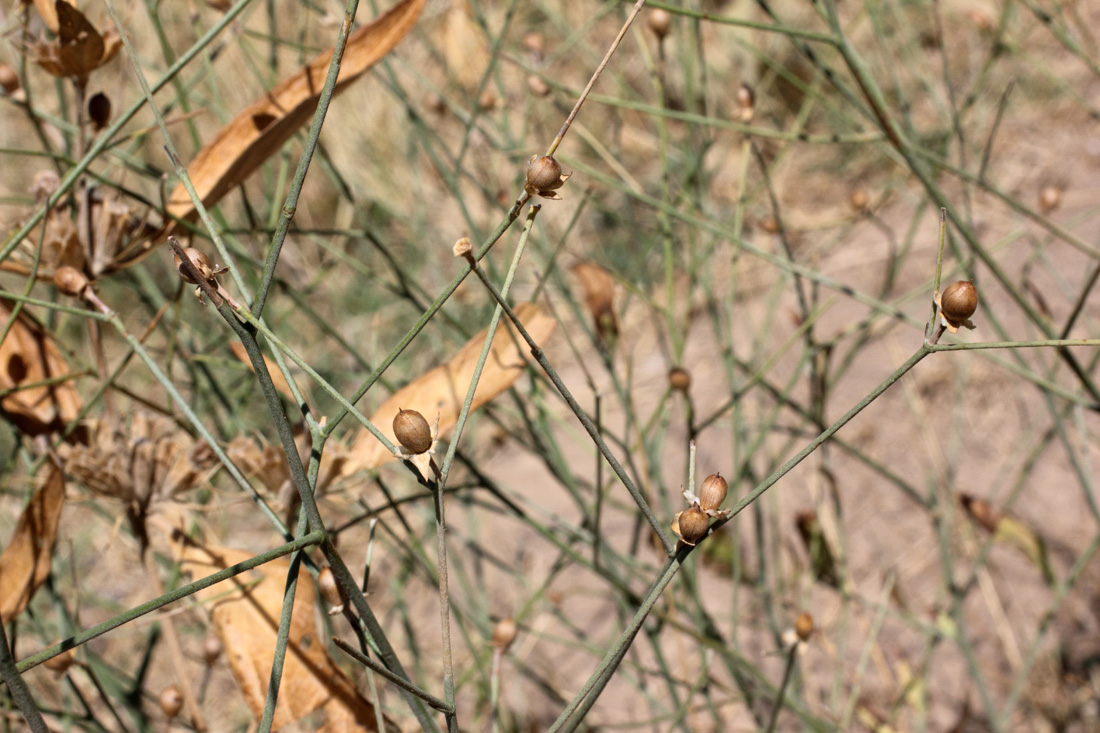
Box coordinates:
[764,641,799,733]
[333,637,453,713]
[0,611,47,731]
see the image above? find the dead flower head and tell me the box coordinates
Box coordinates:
[28,1,121,85]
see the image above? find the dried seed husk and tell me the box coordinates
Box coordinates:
[492,617,517,651]
[393,408,432,454]
[526,155,562,193]
[175,248,212,284]
[698,473,728,513]
[54,265,88,297]
[677,506,709,546]
[647,8,671,39]
[668,367,691,391]
[940,280,978,327]
[159,685,183,718]
[794,612,814,641]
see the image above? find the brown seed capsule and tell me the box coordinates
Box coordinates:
[526,155,563,194]
[523,32,544,56]
[698,473,728,513]
[424,93,446,115]
[175,248,214,284]
[940,280,978,326]
[677,505,709,546]
[527,74,550,97]
[1038,186,1061,214]
[794,612,814,641]
[0,64,19,94]
[393,408,432,454]
[492,617,517,651]
[54,266,89,297]
[159,685,183,718]
[668,367,691,391]
[849,188,869,212]
[43,646,75,675]
[202,634,222,666]
[760,216,779,234]
[737,83,755,112]
[647,8,672,39]
[88,92,111,130]
[478,90,498,111]
[318,566,347,614]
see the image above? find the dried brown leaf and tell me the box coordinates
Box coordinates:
[32,0,72,34]
[163,0,425,236]
[0,461,66,623]
[56,1,104,82]
[342,302,555,475]
[177,543,399,732]
[0,301,82,437]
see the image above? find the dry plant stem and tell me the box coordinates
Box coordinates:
[0,0,254,263]
[251,0,362,318]
[18,532,324,672]
[142,552,206,731]
[545,0,648,157]
[333,637,453,713]
[764,642,800,733]
[258,510,310,733]
[430,207,540,728]
[468,265,675,552]
[0,616,47,731]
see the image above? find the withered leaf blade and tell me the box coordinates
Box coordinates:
[163,0,426,236]
[342,302,556,476]
[0,461,66,623]
[571,261,618,345]
[56,1,104,82]
[32,0,72,34]
[177,544,399,732]
[0,301,83,437]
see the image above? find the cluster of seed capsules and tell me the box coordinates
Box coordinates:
[673,473,731,547]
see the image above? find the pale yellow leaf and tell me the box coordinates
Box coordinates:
[0,461,66,623]
[342,302,555,475]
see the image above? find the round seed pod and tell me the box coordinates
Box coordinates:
[1039,186,1061,214]
[478,90,498,111]
[526,155,563,194]
[202,634,222,666]
[677,506,709,546]
[527,74,550,97]
[668,367,691,391]
[159,685,183,718]
[737,82,755,112]
[523,32,544,56]
[698,473,728,513]
[394,409,432,454]
[794,612,814,641]
[849,189,869,212]
[175,248,213,284]
[940,280,978,325]
[88,92,111,130]
[0,64,19,94]
[43,646,75,675]
[647,8,672,39]
[492,617,517,652]
[54,266,89,297]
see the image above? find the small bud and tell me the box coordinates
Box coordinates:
[939,280,978,330]
[159,685,183,718]
[202,634,222,666]
[492,617,517,652]
[54,266,89,297]
[849,189,869,212]
[43,646,75,675]
[478,90,497,111]
[737,83,755,121]
[527,74,550,97]
[424,93,446,115]
[794,612,814,641]
[88,92,111,130]
[318,566,347,615]
[697,473,728,513]
[668,367,691,391]
[760,216,779,234]
[676,505,709,546]
[647,8,672,40]
[1038,186,1061,214]
[0,64,19,94]
[453,237,472,258]
[523,32,544,56]
[175,248,213,284]
[393,409,433,454]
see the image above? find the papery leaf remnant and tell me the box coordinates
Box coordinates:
[0,461,66,623]
[177,543,399,732]
[342,302,556,476]
[163,0,426,236]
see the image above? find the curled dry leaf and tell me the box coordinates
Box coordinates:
[571,262,618,345]
[228,341,298,402]
[162,0,425,238]
[30,1,121,84]
[177,543,399,732]
[342,302,556,476]
[0,461,66,623]
[0,301,82,437]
